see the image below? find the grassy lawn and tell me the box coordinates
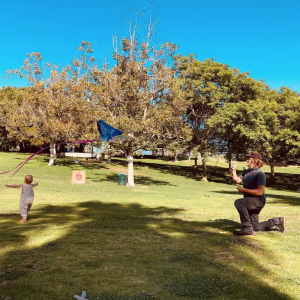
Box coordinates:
[0,152,299,300]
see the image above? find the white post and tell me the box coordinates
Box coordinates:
[126,144,135,186]
[127,156,135,186]
[48,141,56,166]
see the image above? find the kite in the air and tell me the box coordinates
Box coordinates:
[0,120,125,176]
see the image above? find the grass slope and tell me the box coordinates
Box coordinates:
[0,152,299,300]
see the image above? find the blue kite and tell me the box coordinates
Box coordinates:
[97,119,128,143]
[1,120,126,176]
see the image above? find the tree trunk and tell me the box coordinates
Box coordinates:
[79,143,85,153]
[19,142,25,152]
[127,144,135,187]
[100,153,105,162]
[201,151,208,182]
[270,159,275,182]
[228,159,232,170]
[198,152,202,163]
[48,141,56,166]
[193,157,197,178]
[174,151,178,162]
[106,152,112,163]
[106,145,112,163]
[202,160,208,181]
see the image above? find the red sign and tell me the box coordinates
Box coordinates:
[71,171,86,184]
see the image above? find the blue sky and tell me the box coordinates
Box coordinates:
[1,0,299,92]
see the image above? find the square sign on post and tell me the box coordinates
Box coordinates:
[71,171,86,184]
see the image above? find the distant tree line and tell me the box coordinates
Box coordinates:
[0,15,299,185]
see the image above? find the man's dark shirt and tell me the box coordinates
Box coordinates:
[239,168,266,203]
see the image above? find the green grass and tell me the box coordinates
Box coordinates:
[0,152,299,300]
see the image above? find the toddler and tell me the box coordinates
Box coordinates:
[5,175,38,223]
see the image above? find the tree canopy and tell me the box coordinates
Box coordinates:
[1,12,299,183]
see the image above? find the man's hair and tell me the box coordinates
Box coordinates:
[245,151,262,160]
[24,175,33,184]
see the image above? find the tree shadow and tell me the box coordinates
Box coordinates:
[265,193,300,206]
[46,157,110,170]
[0,202,293,300]
[5,155,299,192]
[132,160,300,191]
[90,173,175,186]
[266,173,300,192]
[214,190,300,207]
[10,153,36,161]
[48,157,299,191]
[108,159,235,185]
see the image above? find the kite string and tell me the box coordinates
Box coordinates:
[1,139,100,177]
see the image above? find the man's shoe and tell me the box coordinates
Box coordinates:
[277,217,286,233]
[233,229,256,236]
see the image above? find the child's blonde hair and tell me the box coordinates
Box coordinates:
[24,175,33,184]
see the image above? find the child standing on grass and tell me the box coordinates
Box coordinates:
[5,175,38,223]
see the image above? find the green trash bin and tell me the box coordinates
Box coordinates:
[118,173,127,186]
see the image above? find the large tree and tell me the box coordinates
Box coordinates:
[0,87,23,151]
[208,101,262,168]
[209,86,300,179]
[5,45,96,165]
[89,18,191,186]
[207,77,265,167]
[257,87,300,178]
[174,56,259,180]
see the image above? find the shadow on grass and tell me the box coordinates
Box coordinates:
[0,202,293,300]
[215,190,300,206]
[112,159,300,191]
[91,173,175,186]
[265,193,300,206]
[6,154,300,192]
[266,173,300,192]
[29,156,299,192]
[49,157,110,171]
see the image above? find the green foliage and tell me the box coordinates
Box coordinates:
[251,87,300,176]
[1,8,299,178]
[90,36,189,153]
[4,45,97,148]
[166,141,189,161]
[208,83,300,176]
[174,56,263,178]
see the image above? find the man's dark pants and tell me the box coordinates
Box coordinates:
[234,197,278,231]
